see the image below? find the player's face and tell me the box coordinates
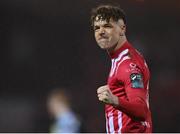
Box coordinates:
[93,17,125,51]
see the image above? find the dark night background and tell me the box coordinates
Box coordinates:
[1,0,180,132]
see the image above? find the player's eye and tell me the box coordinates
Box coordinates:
[104,24,113,28]
[94,26,100,31]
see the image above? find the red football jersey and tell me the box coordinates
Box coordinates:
[105,41,152,133]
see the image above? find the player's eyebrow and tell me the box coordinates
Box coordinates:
[93,25,100,30]
[103,23,113,27]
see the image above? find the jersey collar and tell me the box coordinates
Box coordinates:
[108,41,130,59]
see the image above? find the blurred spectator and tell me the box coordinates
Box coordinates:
[47,88,81,133]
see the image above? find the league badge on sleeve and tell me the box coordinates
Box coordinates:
[130,73,144,89]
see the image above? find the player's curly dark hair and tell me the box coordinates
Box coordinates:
[91,4,126,27]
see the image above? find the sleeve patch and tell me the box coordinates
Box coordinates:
[130,73,144,89]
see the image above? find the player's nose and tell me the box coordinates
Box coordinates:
[99,27,106,36]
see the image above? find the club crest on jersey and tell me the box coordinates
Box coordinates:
[130,63,136,68]
[130,73,144,89]
[126,63,140,73]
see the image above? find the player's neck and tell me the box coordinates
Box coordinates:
[107,36,127,54]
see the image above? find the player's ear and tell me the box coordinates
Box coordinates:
[119,25,126,36]
[118,19,126,36]
[122,24,126,33]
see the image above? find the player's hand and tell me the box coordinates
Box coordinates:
[97,85,119,106]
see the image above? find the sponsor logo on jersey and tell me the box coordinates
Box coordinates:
[130,73,144,89]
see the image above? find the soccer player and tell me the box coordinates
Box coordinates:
[91,5,152,133]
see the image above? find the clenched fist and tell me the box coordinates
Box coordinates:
[97,85,119,106]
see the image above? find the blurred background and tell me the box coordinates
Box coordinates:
[1,0,180,132]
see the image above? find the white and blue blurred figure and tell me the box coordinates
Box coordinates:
[47,88,81,133]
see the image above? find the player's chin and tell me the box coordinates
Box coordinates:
[98,43,110,50]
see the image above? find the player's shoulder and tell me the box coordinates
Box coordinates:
[118,58,134,69]
[117,58,142,75]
